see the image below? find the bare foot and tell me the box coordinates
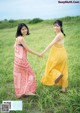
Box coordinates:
[60,88,66,93]
[27,93,37,96]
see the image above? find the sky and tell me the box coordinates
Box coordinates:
[0,0,80,20]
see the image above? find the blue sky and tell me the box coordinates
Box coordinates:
[0,0,80,20]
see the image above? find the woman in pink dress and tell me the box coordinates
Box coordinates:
[13,23,40,98]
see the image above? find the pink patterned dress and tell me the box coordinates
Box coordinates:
[13,44,36,98]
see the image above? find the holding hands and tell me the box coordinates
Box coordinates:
[37,52,44,58]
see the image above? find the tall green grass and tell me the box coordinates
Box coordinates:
[0,16,80,113]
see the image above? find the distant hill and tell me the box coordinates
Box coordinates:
[0,16,80,29]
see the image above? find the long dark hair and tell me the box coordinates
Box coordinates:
[53,20,65,36]
[16,23,30,38]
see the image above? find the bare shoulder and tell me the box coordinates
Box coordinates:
[16,36,26,44]
[17,36,24,41]
[56,32,64,40]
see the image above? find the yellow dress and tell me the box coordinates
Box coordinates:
[41,42,68,88]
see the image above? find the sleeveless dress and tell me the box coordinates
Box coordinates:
[13,44,36,98]
[41,41,68,88]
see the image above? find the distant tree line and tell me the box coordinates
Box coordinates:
[0,16,80,29]
[0,18,44,29]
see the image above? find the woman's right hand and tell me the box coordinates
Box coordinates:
[37,53,43,57]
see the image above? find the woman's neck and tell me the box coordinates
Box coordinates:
[56,31,62,35]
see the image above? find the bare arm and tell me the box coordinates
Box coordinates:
[41,34,62,55]
[13,40,17,48]
[19,37,40,56]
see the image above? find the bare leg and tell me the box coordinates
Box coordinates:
[55,74,63,84]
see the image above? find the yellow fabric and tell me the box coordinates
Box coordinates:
[41,43,68,88]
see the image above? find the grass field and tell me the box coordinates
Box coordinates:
[0,16,80,113]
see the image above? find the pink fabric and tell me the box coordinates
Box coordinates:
[13,45,36,98]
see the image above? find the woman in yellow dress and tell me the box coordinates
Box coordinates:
[40,20,68,92]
